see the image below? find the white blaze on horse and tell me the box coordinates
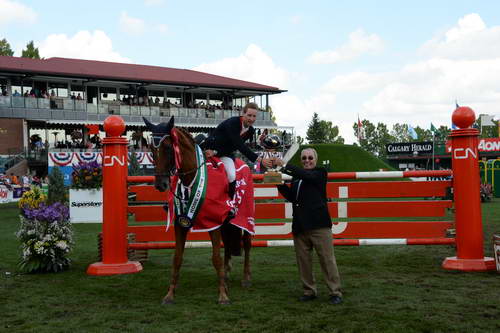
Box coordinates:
[143,116,255,305]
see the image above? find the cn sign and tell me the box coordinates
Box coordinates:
[446,138,500,153]
[453,148,478,160]
[103,156,125,167]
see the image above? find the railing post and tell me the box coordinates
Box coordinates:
[87,115,142,275]
[442,106,495,271]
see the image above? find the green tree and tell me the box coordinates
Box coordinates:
[353,119,395,157]
[128,152,143,176]
[21,40,41,59]
[306,113,344,144]
[306,113,324,144]
[353,119,376,153]
[414,126,433,141]
[433,125,451,142]
[319,120,345,144]
[48,167,68,205]
[391,123,410,142]
[374,123,393,158]
[0,38,14,56]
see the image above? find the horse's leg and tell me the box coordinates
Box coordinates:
[162,225,188,305]
[209,229,230,304]
[241,231,252,288]
[224,248,232,282]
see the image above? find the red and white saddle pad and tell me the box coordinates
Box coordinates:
[167,158,255,234]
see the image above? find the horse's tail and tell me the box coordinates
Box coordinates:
[221,220,242,256]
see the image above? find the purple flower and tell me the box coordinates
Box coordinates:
[23,202,69,223]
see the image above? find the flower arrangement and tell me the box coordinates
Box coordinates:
[71,161,102,189]
[17,189,73,273]
[18,185,46,209]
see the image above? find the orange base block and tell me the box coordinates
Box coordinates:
[442,256,496,272]
[87,261,143,276]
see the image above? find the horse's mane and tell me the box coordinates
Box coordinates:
[175,126,195,146]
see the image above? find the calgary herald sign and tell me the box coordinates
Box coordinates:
[446,138,500,153]
[386,142,433,155]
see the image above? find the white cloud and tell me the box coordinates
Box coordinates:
[193,44,289,88]
[420,13,500,60]
[119,11,146,36]
[0,0,37,26]
[322,71,393,93]
[307,29,384,64]
[38,30,132,63]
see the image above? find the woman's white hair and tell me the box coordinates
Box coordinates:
[301,148,318,160]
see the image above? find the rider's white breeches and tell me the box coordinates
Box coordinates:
[220,156,236,183]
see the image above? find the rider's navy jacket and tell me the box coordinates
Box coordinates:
[200,116,258,162]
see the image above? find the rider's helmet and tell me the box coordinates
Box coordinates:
[261,134,281,149]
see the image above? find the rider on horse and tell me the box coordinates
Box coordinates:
[200,102,273,199]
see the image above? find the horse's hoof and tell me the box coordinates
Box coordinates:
[218,299,231,305]
[241,280,252,288]
[161,298,175,305]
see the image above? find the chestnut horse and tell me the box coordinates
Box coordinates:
[144,116,252,305]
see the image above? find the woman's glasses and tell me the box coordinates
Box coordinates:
[301,156,314,161]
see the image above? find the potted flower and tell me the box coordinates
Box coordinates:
[17,187,73,273]
[69,161,103,223]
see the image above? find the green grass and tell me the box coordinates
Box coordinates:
[1,200,500,333]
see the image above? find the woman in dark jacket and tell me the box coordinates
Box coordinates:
[275,148,342,304]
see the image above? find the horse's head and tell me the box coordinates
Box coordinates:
[143,116,176,192]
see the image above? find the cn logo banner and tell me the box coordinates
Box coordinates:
[453,148,477,160]
[103,156,126,167]
[446,138,500,153]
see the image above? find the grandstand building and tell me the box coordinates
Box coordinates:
[0,56,290,175]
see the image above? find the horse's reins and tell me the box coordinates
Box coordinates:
[152,129,206,182]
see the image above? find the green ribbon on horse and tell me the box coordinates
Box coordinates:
[173,145,208,228]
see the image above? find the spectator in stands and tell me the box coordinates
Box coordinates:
[13,90,20,97]
[10,173,19,185]
[71,93,76,100]
[76,93,82,100]
[22,174,30,187]
[154,96,160,105]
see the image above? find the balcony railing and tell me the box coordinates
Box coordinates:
[0,96,273,121]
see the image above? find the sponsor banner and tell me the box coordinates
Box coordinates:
[0,185,30,203]
[386,142,433,155]
[69,188,103,223]
[49,152,153,167]
[48,151,154,186]
[445,138,500,153]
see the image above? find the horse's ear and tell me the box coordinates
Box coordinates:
[143,117,156,132]
[166,116,175,133]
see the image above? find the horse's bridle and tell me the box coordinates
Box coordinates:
[151,132,205,179]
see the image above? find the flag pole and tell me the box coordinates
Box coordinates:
[432,132,435,170]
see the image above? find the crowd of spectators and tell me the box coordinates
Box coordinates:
[0,172,44,189]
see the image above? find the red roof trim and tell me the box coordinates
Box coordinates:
[0,56,283,92]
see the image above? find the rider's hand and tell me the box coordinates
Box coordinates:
[262,158,273,168]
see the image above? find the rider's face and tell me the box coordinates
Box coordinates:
[242,108,257,127]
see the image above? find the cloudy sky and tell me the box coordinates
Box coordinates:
[2,0,500,142]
